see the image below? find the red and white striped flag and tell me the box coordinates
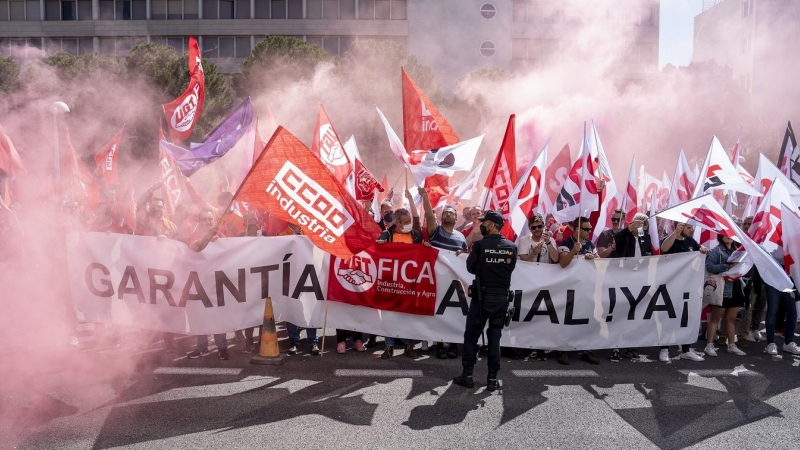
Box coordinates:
[484,115,517,214]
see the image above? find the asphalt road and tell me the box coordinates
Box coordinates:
[2,327,800,450]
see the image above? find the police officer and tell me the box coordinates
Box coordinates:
[453,211,517,392]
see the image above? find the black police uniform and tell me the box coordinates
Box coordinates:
[460,217,517,385]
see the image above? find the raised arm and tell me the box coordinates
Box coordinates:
[419,187,437,237]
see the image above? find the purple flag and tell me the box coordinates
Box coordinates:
[162,97,254,177]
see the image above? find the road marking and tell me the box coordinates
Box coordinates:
[153,367,243,375]
[678,368,760,377]
[335,369,424,377]
[269,379,321,394]
[512,370,599,377]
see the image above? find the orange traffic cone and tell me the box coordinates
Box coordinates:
[250,297,288,365]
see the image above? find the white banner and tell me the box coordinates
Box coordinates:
[67,232,705,350]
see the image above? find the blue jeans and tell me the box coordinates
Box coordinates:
[197,334,227,351]
[765,284,797,345]
[286,323,318,345]
[385,337,418,347]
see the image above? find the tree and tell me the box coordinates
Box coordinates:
[126,42,234,144]
[234,36,334,98]
[0,55,20,95]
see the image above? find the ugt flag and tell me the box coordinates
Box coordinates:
[162,36,205,142]
[233,126,381,259]
[327,243,439,316]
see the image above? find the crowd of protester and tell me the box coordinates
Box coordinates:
[7,177,798,365]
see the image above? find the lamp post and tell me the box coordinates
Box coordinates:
[50,101,70,204]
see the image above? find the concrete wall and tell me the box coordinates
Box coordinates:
[407,0,512,93]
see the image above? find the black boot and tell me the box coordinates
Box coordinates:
[453,367,474,389]
[486,369,499,392]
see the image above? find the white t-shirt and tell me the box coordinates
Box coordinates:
[519,235,555,263]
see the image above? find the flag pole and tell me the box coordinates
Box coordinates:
[320,295,330,358]
[577,122,587,244]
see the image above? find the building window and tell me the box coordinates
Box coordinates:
[306,36,322,47]
[374,0,388,19]
[0,1,8,20]
[235,36,251,56]
[391,0,404,19]
[203,36,252,57]
[742,0,749,17]
[324,0,338,18]
[340,0,354,19]
[75,0,89,19]
[219,0,233,18]
[131,0,144,18]
[512,0,526,23]
[235,0,248,18]
[151,0,165,19]
[271,0,285,18]
[25,0,41,20]
[287,0,301,18]
[358,0,372,19]
[203,0,216,18]
[480,3,495,19]
[62,0,77,20]
[167,37,184,52]
[254,0,268,17]
[168,0,182,19]
[480,40,496,57]
[113,0,129,19]
[512,38,526,60]
[306,0,320,18]
[8,0,25,20]
[184,0,197,18]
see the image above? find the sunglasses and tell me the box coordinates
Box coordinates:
[611,218,621,223]
[530,225,543,230]
[580,227,592,232]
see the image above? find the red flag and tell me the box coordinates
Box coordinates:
[541,144,571,215]
[621,155,638,220]
[162,36,205,142]
[642,172,661,212]
[401,68,459,206]
[668,149,695,207]
[378,174,389,202]
[92,125,124,186]
[253,116,267,165]
[234,126,381,258]
[507,141,549,238]
[327,243,439,315]
[0,124,25,205]
[484,115,517,213]
[354,159,384,201]
[158,142,182,216]
[0,124,25,178]
[61,129,100,211]
[311,105,352,185]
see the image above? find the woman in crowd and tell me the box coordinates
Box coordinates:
[703,234,747,356]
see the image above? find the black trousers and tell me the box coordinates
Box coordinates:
[462,294,507,372]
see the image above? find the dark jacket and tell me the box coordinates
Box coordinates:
[614,228,654,257]
[466,233,518,290]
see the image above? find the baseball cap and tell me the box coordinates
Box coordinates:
[478,211,504,228]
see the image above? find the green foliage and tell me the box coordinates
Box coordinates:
[43,52,123,81]
[341,39,442,105]
[234,36,335,97]
[0,55,20,94]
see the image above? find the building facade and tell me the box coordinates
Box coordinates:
[694,0,800,118]
[1,0,660,91]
